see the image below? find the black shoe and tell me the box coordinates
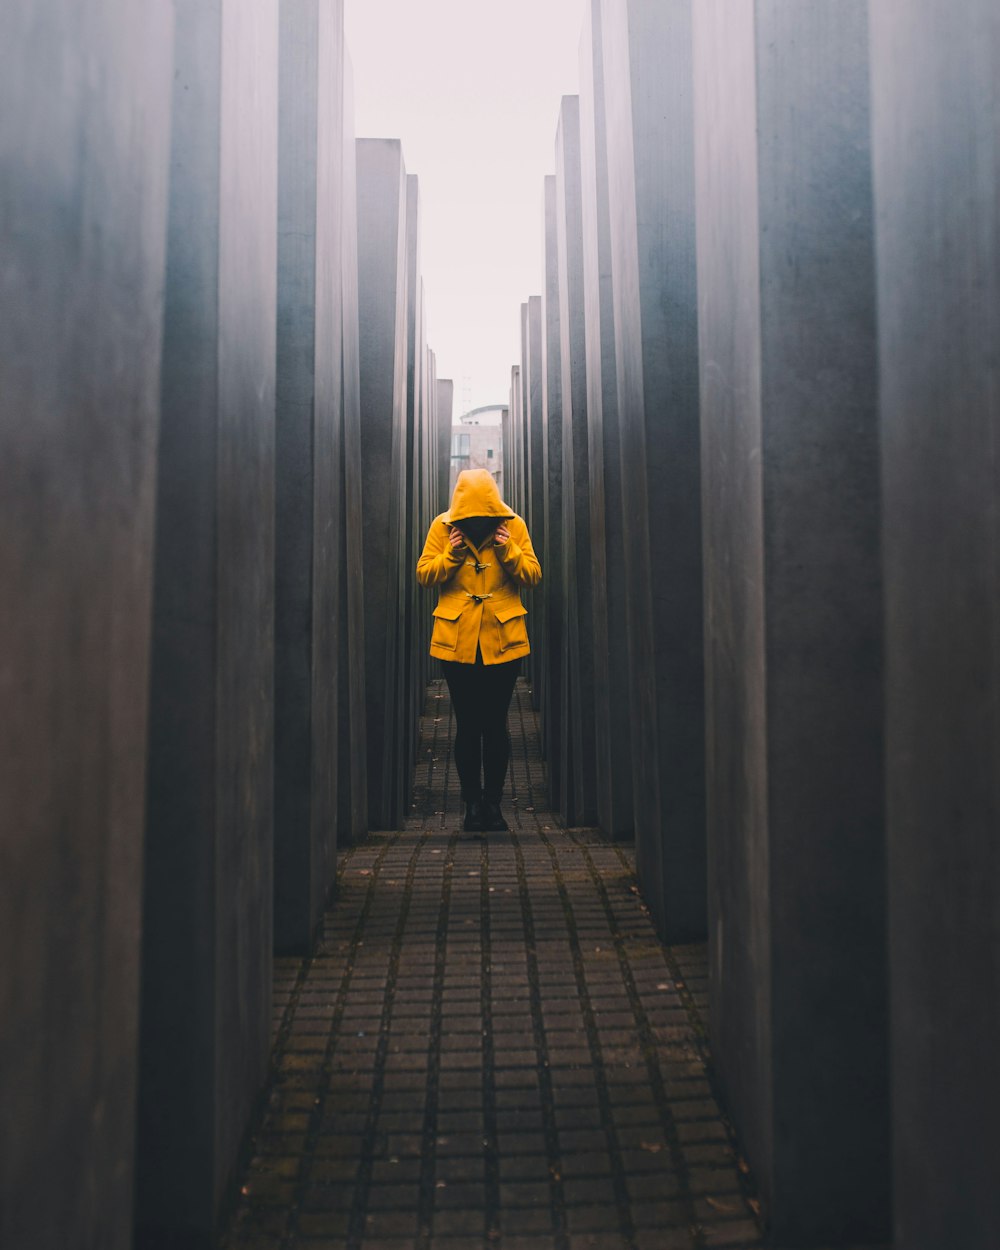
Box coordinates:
[463,797,485,832]
[482,800,508,832]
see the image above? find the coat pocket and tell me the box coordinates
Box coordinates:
[431,602,463,651]
[494,602,529,653]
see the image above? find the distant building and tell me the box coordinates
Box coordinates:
[449,404,506,496]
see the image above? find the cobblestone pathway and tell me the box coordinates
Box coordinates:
[224,679,764,1250]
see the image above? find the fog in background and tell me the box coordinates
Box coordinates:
[345,0,584,415]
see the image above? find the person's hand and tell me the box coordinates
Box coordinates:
[448,526,465,552]
[493,523,510,546]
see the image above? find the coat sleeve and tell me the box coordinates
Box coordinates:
[496,517,542,587]
[416,517,465,586]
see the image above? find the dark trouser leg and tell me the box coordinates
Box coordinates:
[441,660,486,800]
[482,659,521,803]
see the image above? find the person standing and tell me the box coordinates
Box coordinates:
[417,469,542,832]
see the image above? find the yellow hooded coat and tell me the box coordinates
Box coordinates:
[417,469,542,664]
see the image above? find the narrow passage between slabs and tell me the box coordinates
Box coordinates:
[224,680,762,1250]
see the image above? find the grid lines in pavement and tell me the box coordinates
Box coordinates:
[224,679,764,1250]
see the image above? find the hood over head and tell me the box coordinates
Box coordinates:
[444,469,515,524]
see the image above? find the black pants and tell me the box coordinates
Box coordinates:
[441,657,521,802]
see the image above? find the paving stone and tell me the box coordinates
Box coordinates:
[427,1208,484,1237]
[633,1232,692,1250]
[496,1133,547,1159]
[559,1153,613,1180]
[435,1156,486,1184]
[362,1210,420,1238]
[564,1205,620,1233]
[298,1212,351,1238]
[501,1207,556,1235]
[433,1182,485,1211]
[562,1178,616,1207]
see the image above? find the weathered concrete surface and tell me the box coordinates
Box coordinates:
[540,176,565,814]
[336,52,368,847]
[580,0,633,841]
[694,2,889,1242]
[0,4,172,1248]
[602,0,705,936]
[870,5,1000,1248]
[274,0,344,955]
[137,0,278,1241]
[356,139,409,830]
[555,98,598,829]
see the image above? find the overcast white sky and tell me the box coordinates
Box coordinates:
[345,0,584,416]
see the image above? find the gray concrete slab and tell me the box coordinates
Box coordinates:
[870,6,1000,1248]
[0,5,173,1247]
[580,0,633,841]
[137,0,279,1242]
[694,2,889,1241]
[337,54,368,847]
[602,0,705,934]
[356,139,410,830]
[555,97,598,829]
[541,176,565,813]
[274,0,345,956]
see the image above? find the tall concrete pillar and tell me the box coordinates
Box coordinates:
[137,0,279,1241]
[274,0,344,955]
[870,5,1000,1248]
[518,304,531,520]
[602,0,706,937]
[555,97,598,828]
[0,5,172,1247]
[525,298,546,549]
[418,344,438,693]
[403,177,424,796]
[356,139,409,830]
[422,345,435,528]
[501,404,512,498]
[580,0,633,840]
[693,3,889,1241]
[437,378,455,514]
[541,176,565,811]
[337,55,368,846]
[510,363,522,511]
[424,346,436,536]
[505,373,514,504]
[524,296,546,708]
